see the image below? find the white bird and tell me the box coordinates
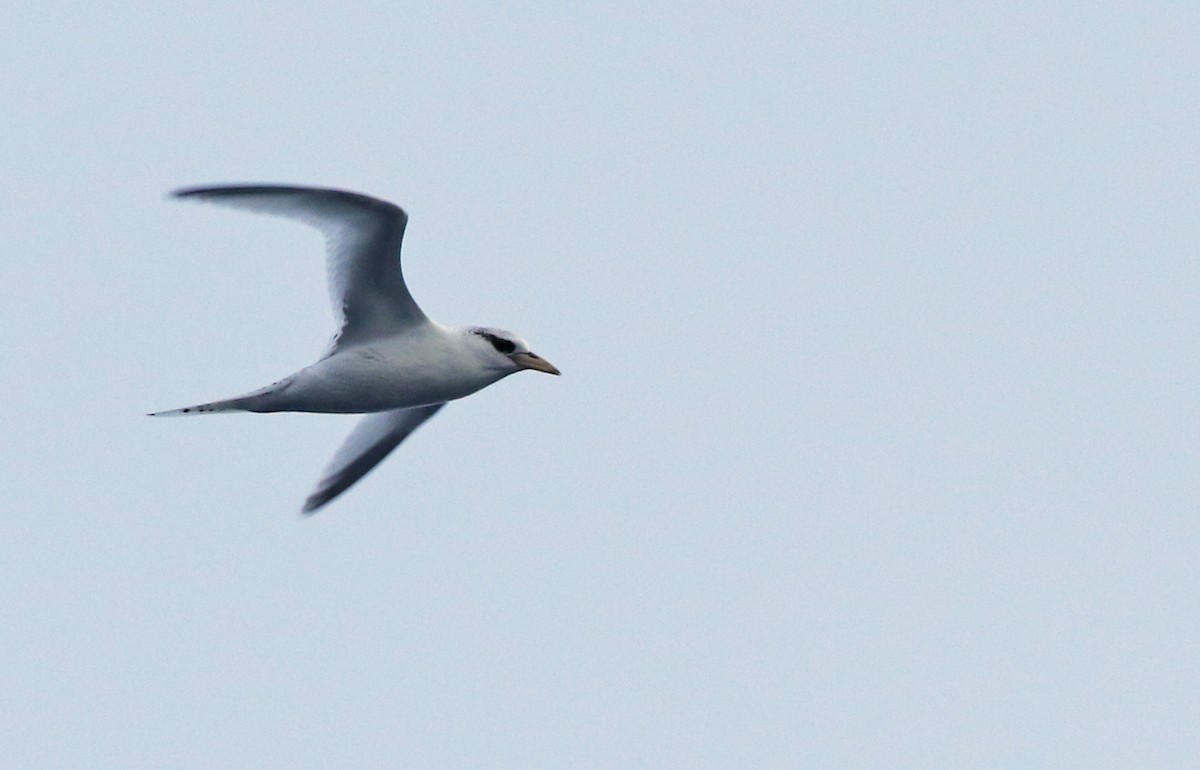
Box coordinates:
[151,185,559,514]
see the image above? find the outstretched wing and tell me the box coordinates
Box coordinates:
[302,403,445,514]
[173,185,429,350]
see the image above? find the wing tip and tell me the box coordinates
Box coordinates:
[170,186,207,200]
[300,492,330,516]
[166,184,407,219]
[169,184,275,201]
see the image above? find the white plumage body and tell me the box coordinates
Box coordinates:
[151,184,558,513]
[247,325,510,414]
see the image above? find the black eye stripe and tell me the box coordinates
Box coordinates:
[480,332,516,354]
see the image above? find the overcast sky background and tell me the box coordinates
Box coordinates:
[2,2,1199,767]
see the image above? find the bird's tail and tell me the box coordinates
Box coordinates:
[147,396,251,417]
[148,377,293,417]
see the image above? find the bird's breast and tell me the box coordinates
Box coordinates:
[283,342,502,413]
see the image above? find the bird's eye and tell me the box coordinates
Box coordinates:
[488,335,516,354]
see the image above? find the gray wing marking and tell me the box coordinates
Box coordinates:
[302,403,445,514]
[173,184,429,350]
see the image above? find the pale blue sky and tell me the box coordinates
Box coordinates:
[2,2,1199,767]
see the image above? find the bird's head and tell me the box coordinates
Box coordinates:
[467,327,560,376]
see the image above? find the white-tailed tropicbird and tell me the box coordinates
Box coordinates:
[151,185,560,514]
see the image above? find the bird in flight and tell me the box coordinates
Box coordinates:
[151,185,559,514]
